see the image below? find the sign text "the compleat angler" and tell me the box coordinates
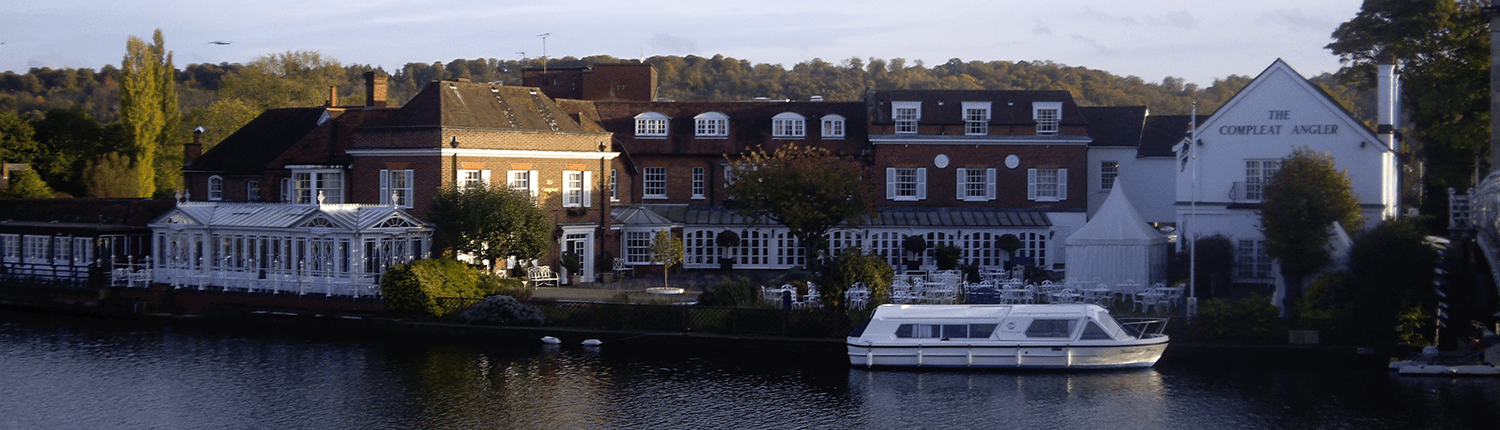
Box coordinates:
[1217,110,1340,136]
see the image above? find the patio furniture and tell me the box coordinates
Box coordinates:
[525,266,559,288]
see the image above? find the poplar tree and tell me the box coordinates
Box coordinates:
[118,29,180,197]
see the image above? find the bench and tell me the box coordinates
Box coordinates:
[612,258,634,278]
[526,265,559,288]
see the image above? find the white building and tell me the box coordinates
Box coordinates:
[1174,59,1399,284]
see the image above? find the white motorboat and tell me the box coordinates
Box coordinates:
[847,304,1169,369]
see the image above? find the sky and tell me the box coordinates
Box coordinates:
[5,0,1364,86]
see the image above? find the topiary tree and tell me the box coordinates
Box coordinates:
[649,230,684,289]
[715,230,741,269]
[902,235,928,270]
[934,245,962,270]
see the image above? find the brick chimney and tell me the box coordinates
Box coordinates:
[185,126,204,165]
[327,85,338,107]
[364,71,388,109]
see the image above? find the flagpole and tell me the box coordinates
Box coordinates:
[1187,103,1199,317]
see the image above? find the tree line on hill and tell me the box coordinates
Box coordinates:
[0,43,1378,198]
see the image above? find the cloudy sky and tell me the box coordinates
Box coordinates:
[6,0,1362,86]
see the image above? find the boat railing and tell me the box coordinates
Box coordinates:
[1117,317,1169,339]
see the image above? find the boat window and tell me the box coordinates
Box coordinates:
[969,324,997,338]
[1080,322,1114,340]
[942,324,968,339]
[849,318,871,338]
[1024,319,1076,338]
[894,323,997,339]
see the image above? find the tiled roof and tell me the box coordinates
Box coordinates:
[187,108,328,174]
[867,90,1085,126]
[384,81,595,133]
[1080,106,1147,147]
[0,198,174,233]
[1138,115,1202,157]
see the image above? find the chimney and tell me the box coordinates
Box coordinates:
[364,71,388,109]
[326,85,338,107]
[1376,53,1398,152]
[185,126,204,165]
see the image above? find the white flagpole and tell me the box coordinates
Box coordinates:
[1188,103,1199,317]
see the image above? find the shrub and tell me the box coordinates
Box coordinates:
[459,295,545,326]
[697,279,765,308]
[822,247,895,309]
[381,258,496,317]
[1194,294,1282,342]
[934,245,961,270]
[478,275,530,300]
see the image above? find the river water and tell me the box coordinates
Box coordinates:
[3,313,1497,430]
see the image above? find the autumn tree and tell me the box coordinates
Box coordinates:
[1327,0,1489,222]
[1,169,55,199]
[724,145,876,272]
[119,29,180,197]
[429,184,553,273]
[1259,147,1364,318]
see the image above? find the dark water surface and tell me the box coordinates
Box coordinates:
[3,314,1497,430]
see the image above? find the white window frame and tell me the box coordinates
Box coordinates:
[246,181,260,202]
[956,168,996,201]
[893,101,921,134]
[635,111,669,137]
[1245,159,1280,201]
[772,112,806,138]
[962,102,991,136]
[379,169,415,208]
[691,166,706,199]
[694,112,728,138]
[821,114,845,139]
[562,170,592,208]
[885,167,927,201]
[624,229,662,264]
[610,169,619,201]
[290,168,344,204]
[1236,239,1273,280]
[458,169,491,190]
[1100,161,1119,191]
[280,178,292,202]
[1,234,19,263]
[643,167,667,199]
[508,170,539,197]
[207,176,223,201]
[1033,102,1062,136]
[1027,168,1068,202]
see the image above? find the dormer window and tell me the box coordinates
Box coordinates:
[1033,102,1061,136]
[892,101,920,134]
[207,176,223,201]
[694,112,728,137]
[635,111,668,137]
[962,102,991,135]
[821,114,845,139]
[772,112,806,138]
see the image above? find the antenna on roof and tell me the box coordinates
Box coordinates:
[536,33,550,74]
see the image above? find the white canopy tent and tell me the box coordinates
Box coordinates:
[1065,181,1169,287]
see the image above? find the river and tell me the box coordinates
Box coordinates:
[2,312,1497,429]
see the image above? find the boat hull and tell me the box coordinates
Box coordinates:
[847,339,1168,369]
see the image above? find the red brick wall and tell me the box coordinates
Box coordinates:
[870,143,1087,210]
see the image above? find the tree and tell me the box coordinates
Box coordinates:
[1,169,54,199]
[83,152,140,198]
[1327,0,1489,224]
[649,230,684,288]
[30,107,105,197]
[429,184,553,272]
[1259,147,1364,318]
[1345,218,1437,345]
[119,29,180,197]
[724,145,876,272]
[219,51,347,110]
[0,112,37,165]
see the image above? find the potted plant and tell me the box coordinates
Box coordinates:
[935,245,961,270]
[902,235,928,271]
[997,234,1024,270]
[561,251,583,285]
[596,250,616,283]
[715,230,741,271]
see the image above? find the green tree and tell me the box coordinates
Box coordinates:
[30,107,105,197]
[821,247,895,311]
[1327,0,1489,223]
[182,98,260,151]
[119,29,180,197]
[0,112,37,164]
[1346,218,1437,345]
[219,51,346,110]
[429,184,553,273]
[1259,147,1364,318]
[1,169,54,198]
[724,145,876,272]
[83,152,140,198]
[649,229,684,289]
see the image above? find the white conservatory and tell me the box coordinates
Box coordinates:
[148,201,431,297]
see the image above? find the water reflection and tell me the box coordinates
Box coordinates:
[3,314,1500,429]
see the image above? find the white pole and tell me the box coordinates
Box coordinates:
[1187,103,1199,317]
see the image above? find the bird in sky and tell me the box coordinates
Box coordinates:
[208,41,232,45]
